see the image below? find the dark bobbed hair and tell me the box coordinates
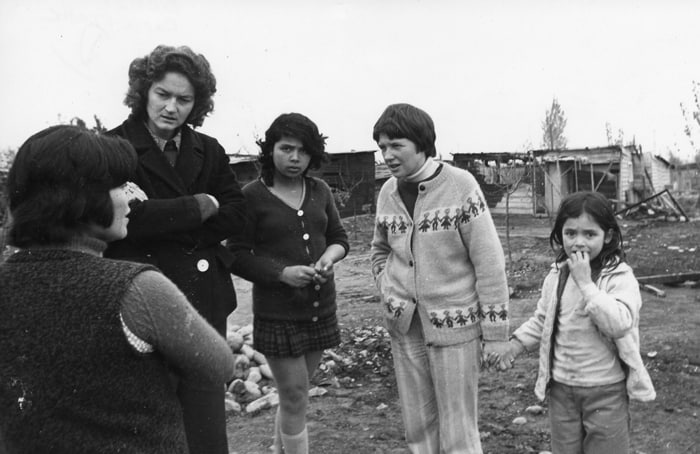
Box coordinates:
[257,113,328,186]
[7,125,137,247]
[549,191,625,270]
[372,103,437,157]
[123,44,217,127]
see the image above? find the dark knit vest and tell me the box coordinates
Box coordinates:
[0,249,188,454]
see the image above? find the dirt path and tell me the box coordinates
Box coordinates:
[227,277,252,329]
[225,216,700,453]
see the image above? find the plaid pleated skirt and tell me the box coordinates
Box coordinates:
[253,313,341,358]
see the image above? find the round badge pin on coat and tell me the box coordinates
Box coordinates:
[197,259,209,272]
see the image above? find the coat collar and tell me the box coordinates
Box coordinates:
[118,119,204,194]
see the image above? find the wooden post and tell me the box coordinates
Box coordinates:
[531,153,536,215]
[595,162,614,192]
[555,153,561,209]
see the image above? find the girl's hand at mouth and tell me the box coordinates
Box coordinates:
[568,250,593,288]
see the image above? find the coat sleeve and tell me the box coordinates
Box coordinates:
[581,266,639,339]
[461,186,509,341]
[187,143,247,248]
[122,196,203,239]
[118,134,246,248]
[512,270,557,351]
[109,123,206,239]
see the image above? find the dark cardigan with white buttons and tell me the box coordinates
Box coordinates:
[229,177,349,322]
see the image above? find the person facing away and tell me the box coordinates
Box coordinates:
[104,44,247,454]
[370,103,511,454]
[494,191,655,454]
[227,113,349,454]
[0,125,234,454]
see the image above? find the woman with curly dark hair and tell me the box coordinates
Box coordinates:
[0,125,234,454]
[122,44,217,129]
[228,113,349,454]
[105,45,246,454]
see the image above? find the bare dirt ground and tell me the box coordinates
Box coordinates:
[226,214,700,454]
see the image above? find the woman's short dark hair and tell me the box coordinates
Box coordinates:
[7,125,137,247]
[549,191,625,270]
[123,44,217,128]
[372,103,437,157]
[257,113,328,186]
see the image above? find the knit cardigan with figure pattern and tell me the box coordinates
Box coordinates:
[371,163,510,346]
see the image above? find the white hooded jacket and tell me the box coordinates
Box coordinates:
[512,261,656,402]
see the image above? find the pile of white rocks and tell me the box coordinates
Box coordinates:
[224,324,275,414]
[224,324,328,414]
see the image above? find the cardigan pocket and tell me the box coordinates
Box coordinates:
[380,286,409,320]
[379,288,415,336]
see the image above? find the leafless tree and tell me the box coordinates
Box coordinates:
[542,97,567,150]
[332,172,365,239]
[489,162,531,273]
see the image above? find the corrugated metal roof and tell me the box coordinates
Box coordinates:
[228,154,259,164]
[538,147,631,165]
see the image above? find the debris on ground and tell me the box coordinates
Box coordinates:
[616,189,689,222]
[640,284,666,297]
[225,323,393,415]
[322,325,394,382]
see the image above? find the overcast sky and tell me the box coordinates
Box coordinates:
[2,0,700,162]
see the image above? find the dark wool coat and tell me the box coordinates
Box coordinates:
[105,118,247,333]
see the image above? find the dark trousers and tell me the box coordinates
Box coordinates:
[173,313,230,454]
[177,379,228,454]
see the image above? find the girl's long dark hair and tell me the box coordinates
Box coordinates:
[257,113,328,186]
[549,191,625,272]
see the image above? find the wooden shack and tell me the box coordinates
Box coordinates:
[230,151,376,217]
[309,150,376,217]
[447,146,674,216]
[533,146,637,213]
[636,153,672,195]
[672,162,700,195]
[452,152,539,215]
[535,145,674,213]
[228,154,260,187]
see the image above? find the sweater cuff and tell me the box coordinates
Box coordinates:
[580,282,599,301]
[481,324,509,342]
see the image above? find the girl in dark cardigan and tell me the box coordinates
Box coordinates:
[229,113,349,454]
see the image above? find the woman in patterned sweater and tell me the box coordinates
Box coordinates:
[370,104,510,454]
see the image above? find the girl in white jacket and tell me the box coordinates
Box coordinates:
[496,191,655,454]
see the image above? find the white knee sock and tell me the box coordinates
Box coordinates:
[273,408,284,454]
[281,426,308,454]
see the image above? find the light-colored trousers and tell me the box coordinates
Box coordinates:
[390,312,483,454]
